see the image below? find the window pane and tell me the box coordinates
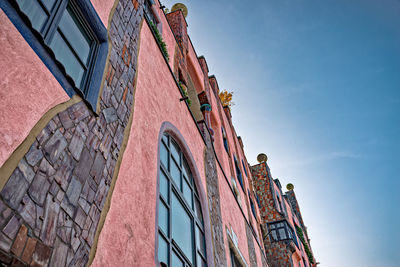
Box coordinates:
[278,228,287,240]
[170,159,181,188]
[159,200,169,236]
[158,235,169,266]
[49,31,85,87]
[183,178,193,208]
[172,192,193,263]
[182,159,190,181]
[170,140,180,163]
[159,170,169,201]
[172,251,184,267]
[196,225,205,255]
[160,142,169,169]
[197,253,207,267]
[162,134,168,145]
[41,0,55,12]
[194,197,203,225]
[58,7,92,65]
[271,230,277,241]
[16,0,48,33]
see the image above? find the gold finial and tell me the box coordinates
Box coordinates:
[171,3,188,18]
[257,153,268,163]
[286,183,294,191]
[219,90,234,108]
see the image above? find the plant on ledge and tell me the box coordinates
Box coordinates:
[219,90,234,108]
[296,225,314,264]
[149,21,169,61]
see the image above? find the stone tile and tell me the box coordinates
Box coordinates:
[49,238,68,267]
[29,172,50,206]
[53,155,75,191]
[18,195,36,229]
[68,132,85,161]
[40,195,60,246]
[25,142,44,166]
[114,124,125,150]
[0,249,12,264]
[31,241,52,267]
[71,227,81,252]
[66,177,82,206]
[11,258,27,267]
[94,180,109,210]
[38,158,56,177]
[18,158,35,183]
[60,197,75,218]
[1,168,29,209]
[99,132,112,158]
[0,231,13,252]
[57,211,72,244]
[11,224,28,257]
[74,207,86,229]
[2,215,20,240]
[68,102,90,122]
[78,198,90,214]
[58,110,74,129]
[77,121,89,139]
[74,148,93,183]
[49,180,60,197]
[90,151,106,184]
[102,107,118,124]
[21,237,37,264]
[36,126,51,145]
[44,130,67,165]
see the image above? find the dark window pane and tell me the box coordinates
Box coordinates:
[196,225,205,255]
[58,7,92,65]
[158,235,169,266]
[170,140,180,163]
[172,192,193,263]
[49,31,85,87]
[170,159,181,188]
[278,228,287,239]
[160,142,169,169]
[182,159,190,181]
[159,170,169,201]
[194,197,203,224]
[158,200,169,236]
[271,230,277,241]
[172,251,184,267]
[183,178,193,208]
[16,0,48,33]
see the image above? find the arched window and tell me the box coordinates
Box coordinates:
[221,126,229,153]
[157,133,207,267]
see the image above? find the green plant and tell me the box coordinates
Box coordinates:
[296,225,314,264]
[149,21,169,61]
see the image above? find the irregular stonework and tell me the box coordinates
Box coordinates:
[199,122,228,267]
[245,222,258,267]
[0,0,144,265]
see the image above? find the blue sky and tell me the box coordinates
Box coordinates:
[162,0,400,266]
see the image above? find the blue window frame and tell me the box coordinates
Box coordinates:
[248,190,257,220]
[158,134,207,267]
[234,156,244,191]
[221,127,229,153]
[1,0,108,111]
[241,160,248,177]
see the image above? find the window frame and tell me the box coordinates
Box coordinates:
[157,133,207,267]
[268,220,296,243]
[1,0,108,111]
[234,155,244,191]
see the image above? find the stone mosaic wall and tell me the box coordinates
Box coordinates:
[251,163,294,267]
[199,122,227,267]
[0,0,144,265]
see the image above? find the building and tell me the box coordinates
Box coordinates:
[251,161,317,267]
[0,0,315,266]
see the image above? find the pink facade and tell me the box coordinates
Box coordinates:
[0,0,315,266]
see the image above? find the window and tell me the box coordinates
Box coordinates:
[268,220,295,242]
[230,248,244,267]
[248,190,257,220]
[158,133,207,267]
[234,156,244,191]
[221,127,229,153]
[6,0,107,110]
[144,0,157,26]
[241,160,248,177]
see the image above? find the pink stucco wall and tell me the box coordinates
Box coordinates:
[0,11,69,167]
[92,21,207,266]
[91,0,115,27]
